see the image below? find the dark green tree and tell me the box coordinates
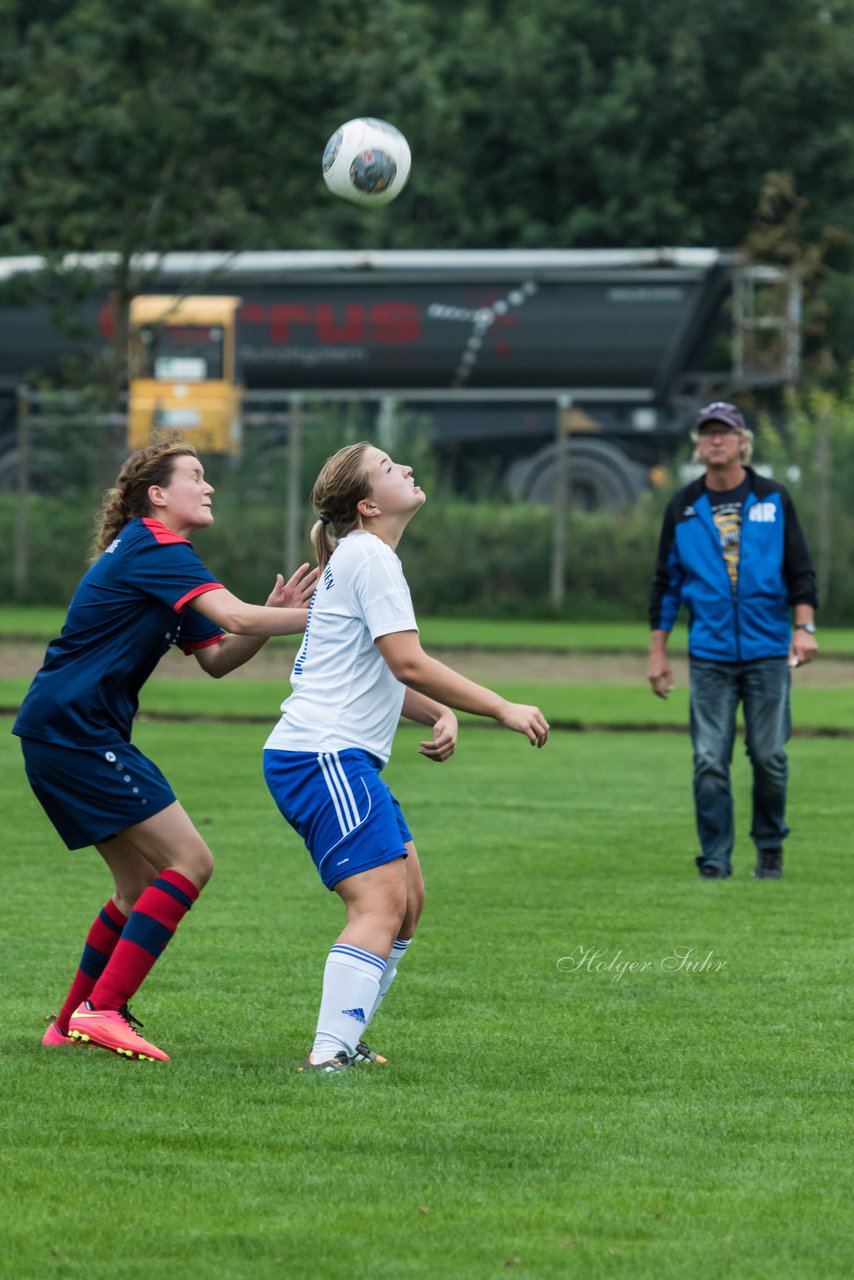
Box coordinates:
[0,0,329,395]
[0,0,852,379]
[3,0,853,256]
[366,0,854,251]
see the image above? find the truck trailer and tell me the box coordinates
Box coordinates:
[0,248,799,508]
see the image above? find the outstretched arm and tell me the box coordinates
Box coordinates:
[376,630,549,747]
[192,564,317,677]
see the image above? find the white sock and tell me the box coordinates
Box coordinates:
[364,937,411,1033]
[311,944,386,1061]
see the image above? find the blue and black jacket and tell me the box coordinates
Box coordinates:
[648,468,817,662]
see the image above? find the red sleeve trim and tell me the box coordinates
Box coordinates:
[142,517,191,545]
[179,633,225,655]
[173,581,224,613]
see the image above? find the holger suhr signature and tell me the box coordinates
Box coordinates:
[557,945,727,984]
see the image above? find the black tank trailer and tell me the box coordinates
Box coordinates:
[0,249,799,508]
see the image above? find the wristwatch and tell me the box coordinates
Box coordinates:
[795,622,817,634]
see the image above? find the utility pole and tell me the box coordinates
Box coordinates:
[14,386,30,602]
[284,394,303,572]
[549,395,572,607]
[815,404,831,608]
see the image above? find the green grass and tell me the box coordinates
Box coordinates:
[0,605,67,638]
[2,675,853,734]
[1,711,852,1280]
[4,605,854,654]
[421,617,854,655]
[1,606,675,649]
[134,676,854,734]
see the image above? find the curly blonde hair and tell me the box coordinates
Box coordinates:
[91,441,199,559]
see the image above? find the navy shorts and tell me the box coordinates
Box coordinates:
[19,737,177,851]
[263,747,412,890]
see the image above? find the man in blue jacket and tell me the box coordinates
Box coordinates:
[647,402,818,880]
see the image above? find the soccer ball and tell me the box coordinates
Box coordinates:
[322,118,411,207]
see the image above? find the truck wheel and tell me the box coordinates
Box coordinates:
[510,438,648,511]
[503,454,543,502]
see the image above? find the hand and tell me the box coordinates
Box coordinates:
[497,701,549,748]
[647,654,674,699]
[418,712,458,763]
[265,563,319,609]
[790,630,818,667]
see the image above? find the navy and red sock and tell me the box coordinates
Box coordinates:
[55,898,128,1033]
[87,870,199,1011]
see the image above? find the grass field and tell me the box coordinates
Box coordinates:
[3,676,853,737]
[1,694,852,1278]
[3,608,854,737]
[4,605,854,655]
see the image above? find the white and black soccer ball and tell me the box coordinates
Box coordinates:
[322,117,411,207]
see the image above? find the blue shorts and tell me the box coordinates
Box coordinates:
[19,737,177,851]
[263,747,412,890]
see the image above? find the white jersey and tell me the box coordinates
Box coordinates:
[264,530,418,765]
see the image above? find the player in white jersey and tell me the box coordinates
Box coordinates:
[263,441,549,1073]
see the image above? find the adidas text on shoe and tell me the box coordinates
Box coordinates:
[354,1040,387,1065]
[67,1002,169,1062]
[42,1021,79,1048]
[753,848,783,879]
[297,1051,354,1074]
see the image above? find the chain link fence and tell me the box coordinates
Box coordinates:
[3,388,852,621]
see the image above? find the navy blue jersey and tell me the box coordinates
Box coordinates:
[14,517,225,747]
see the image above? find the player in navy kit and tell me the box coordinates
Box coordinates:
[263,441,550,1072]
[14,441,314,1062]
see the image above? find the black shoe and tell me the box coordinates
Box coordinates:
[753,848,783,879]
[354,1040,387,1065]
[698,864,728,879]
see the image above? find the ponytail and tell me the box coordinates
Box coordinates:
[308,514,334,575]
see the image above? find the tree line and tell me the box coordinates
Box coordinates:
[1,2,851,266]
[0,1,852,376]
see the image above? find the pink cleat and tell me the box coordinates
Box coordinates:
[42,1021,79,1048]
[67,1001,170,1062]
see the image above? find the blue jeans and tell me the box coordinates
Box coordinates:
[689,657,791,875]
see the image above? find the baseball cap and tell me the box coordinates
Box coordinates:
[696,401,747,432]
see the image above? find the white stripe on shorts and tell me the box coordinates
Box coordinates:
[328,752,363,827]
[318,751,361,834]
